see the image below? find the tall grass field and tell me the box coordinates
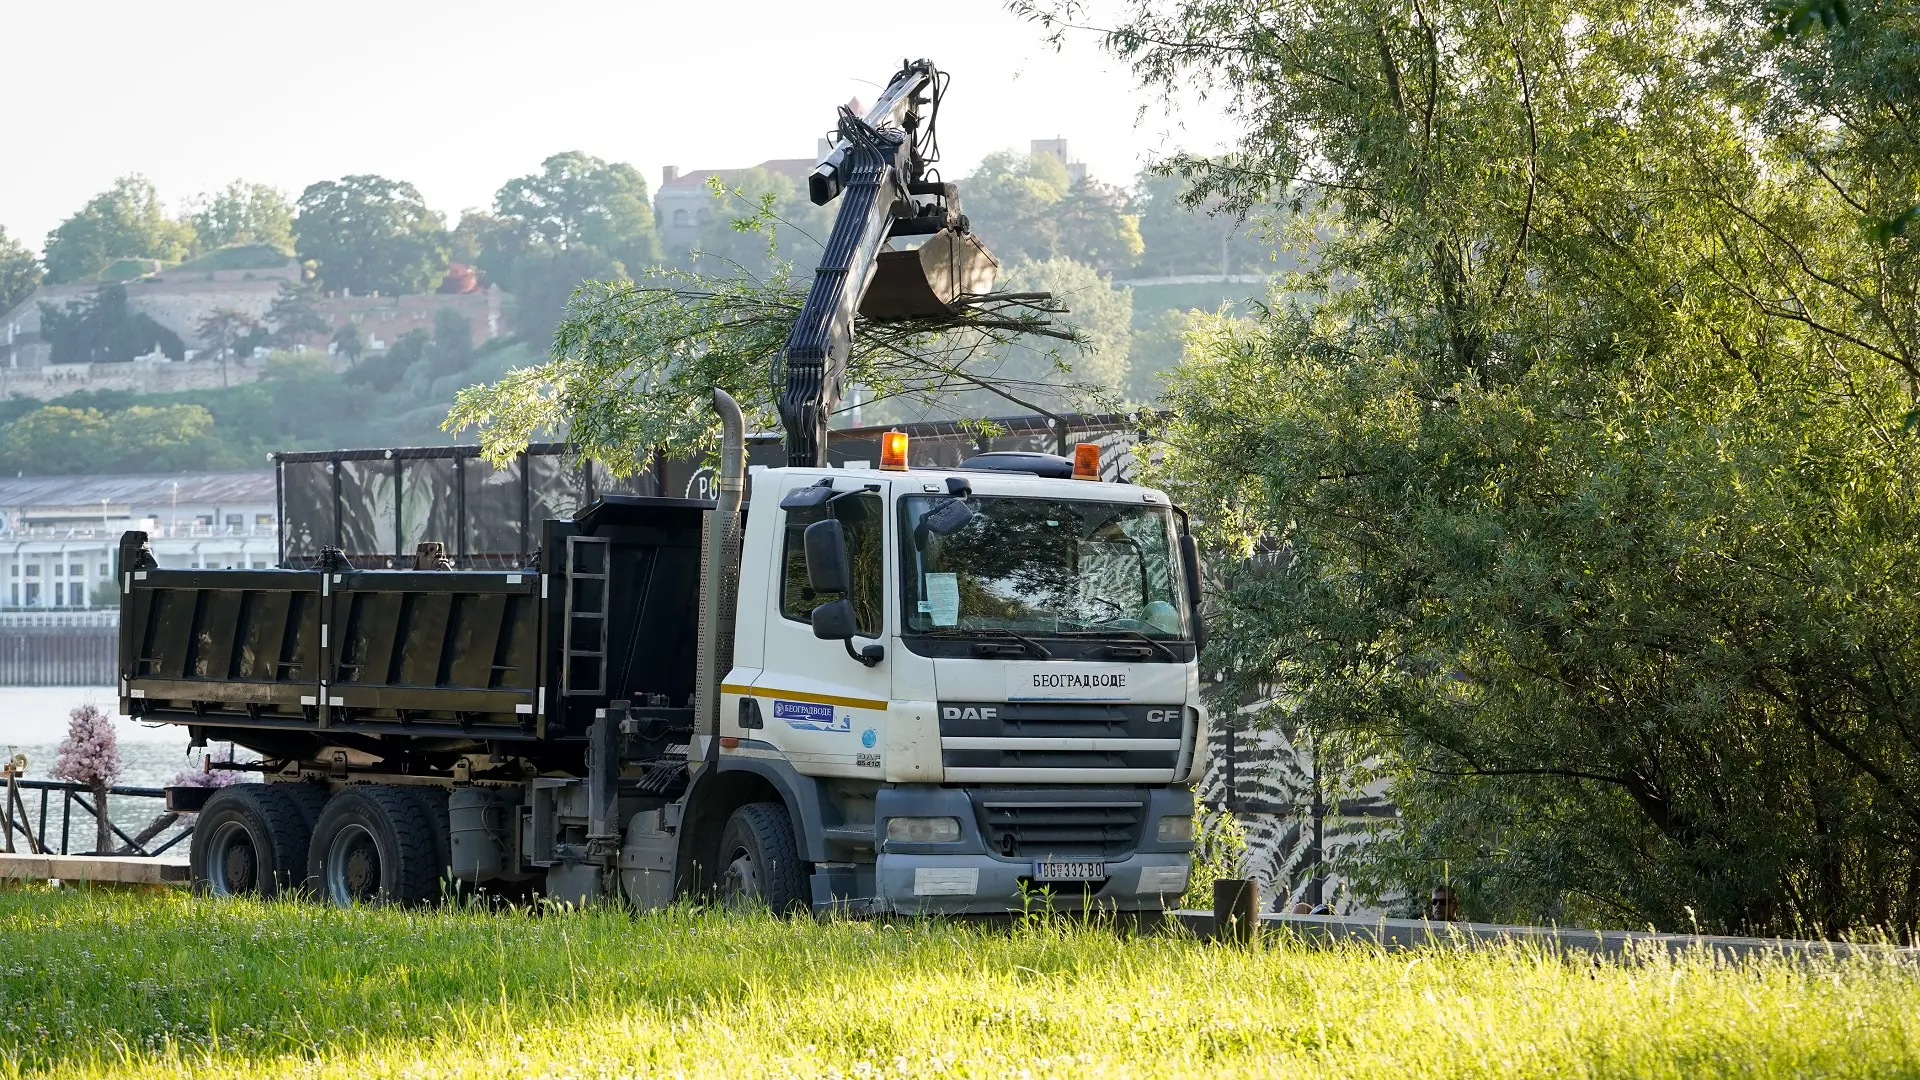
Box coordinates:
[3,887,1918,1078]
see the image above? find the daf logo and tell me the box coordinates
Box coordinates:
[942,706,998,721]
[1145,709,1180,723]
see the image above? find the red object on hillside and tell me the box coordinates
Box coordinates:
[438,263,480,294]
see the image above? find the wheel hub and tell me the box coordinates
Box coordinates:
[721,849,761,906]
[206,820,260,896]
[326,824,382,904]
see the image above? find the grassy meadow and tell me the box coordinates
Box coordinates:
[2,886,1918,1078]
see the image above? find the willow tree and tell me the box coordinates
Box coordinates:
[446,257,1102,474]
[1027,0,1920,934]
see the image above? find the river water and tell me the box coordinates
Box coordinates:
[0,687,246,856]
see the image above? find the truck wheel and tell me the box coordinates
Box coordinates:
[716,802,807,913]
[402,785,453,900]
[276,783,328,830]
[190,785,313,899]
[307,786,440,906]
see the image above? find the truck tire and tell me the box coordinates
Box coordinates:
[307,786,441,907]
[190,785,313,899]
[276,782,328,830]
[716,801,807,914]
[402,785,453,900]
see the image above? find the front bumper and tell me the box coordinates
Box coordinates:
[865,783,1195,914]
[874,851,1191,914]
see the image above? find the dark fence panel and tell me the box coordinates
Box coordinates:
[0,628,115,686]
[272,415,1150,569]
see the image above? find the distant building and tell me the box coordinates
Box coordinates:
[654,156,820,252]
[1030,138,1090,184]
[0,470,277,618]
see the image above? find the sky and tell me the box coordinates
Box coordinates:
[2,0,1239,253]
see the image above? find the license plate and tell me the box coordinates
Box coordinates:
[1032,860,1107,882]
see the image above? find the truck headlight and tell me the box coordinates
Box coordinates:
[1156,815,1194,843]
[886,816,961,843]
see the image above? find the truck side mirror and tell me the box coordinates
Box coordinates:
[811,598,884,667]
[1180,532,1207,654]
[810,597,859,639]
[923,497,972,535]
[804,519,851,593]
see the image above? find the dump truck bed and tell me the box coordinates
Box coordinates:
[117,496,711,769]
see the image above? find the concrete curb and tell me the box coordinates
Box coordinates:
[0,853,189,886]
[1173,910,1920,962]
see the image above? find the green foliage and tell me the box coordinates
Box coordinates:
[42,175,196,284]
[174,243,297,273]
[496,244,624,350]
[473,152,668,346]
[265,280,329,346]
[186,181,295,253]
[330,322,363,364]
[0,336,539,477]
[942,257,1133,415]
[195,308,263,362]
[1130,170,1274,278]
[294,175,449,296]
[428,308,474,377]
[962,150,1144,272]
[7,889,1920,1077]
[1127,307,1201,401]
[0,402,228,474]
[490,151,662,271]
[1089,0,1920,936]
[1178,803,1249,909]
[447,260,1085,474]
[683,168,835,277]
[695,171,837,272]
[0,226,42,313]
[37,285,184,365]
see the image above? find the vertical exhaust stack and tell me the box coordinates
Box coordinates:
[693,389,747,760]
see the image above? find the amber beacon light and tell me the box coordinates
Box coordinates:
[880,431,910,471]
[1072,442,1101,480]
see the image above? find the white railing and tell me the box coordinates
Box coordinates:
[0,609,118,628]
[0,524,276,541]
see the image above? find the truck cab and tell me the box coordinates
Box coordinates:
[702,457,1206,913]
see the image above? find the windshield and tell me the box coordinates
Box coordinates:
[899,495,1190,639]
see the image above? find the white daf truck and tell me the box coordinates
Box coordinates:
[121,58,1207,913]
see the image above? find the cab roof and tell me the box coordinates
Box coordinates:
[754,464,1174,507]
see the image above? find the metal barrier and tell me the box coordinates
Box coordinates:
[1,773,192,858]
[270,412,1152,569]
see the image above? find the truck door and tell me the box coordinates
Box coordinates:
[743,477,891,779]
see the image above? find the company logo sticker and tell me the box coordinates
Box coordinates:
[861,728,877,748]
[1005,665,1136,701]
[773,699,849,732]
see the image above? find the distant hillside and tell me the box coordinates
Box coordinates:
[0,335,542,475]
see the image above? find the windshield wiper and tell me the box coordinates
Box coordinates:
[1055,628,1179,661]
[919,626,1053,660]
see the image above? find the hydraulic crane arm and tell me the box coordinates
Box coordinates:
[776,59,993,468]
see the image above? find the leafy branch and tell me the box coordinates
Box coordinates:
[444,261,1101,473]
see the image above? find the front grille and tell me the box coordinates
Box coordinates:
[974,790,1146,859]
[938,701,1187,774]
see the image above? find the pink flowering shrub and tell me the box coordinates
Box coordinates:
[169,744,242,794]
[53,703,119,788]
[53,702,120,853]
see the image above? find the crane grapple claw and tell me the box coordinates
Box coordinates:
[860,228,1000,320]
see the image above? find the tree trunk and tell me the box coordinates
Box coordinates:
[92,782,110,854]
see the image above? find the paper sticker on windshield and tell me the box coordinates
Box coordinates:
[773,699,848,732]
[925,573,960,627]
